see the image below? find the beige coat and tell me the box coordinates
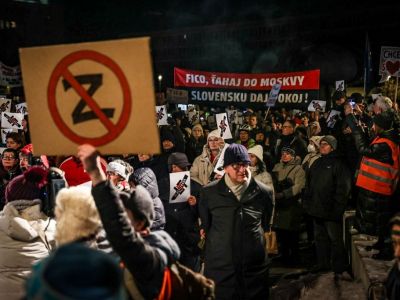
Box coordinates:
[0,200,56,300]
[272,160,305,200]
[190,145,223,186]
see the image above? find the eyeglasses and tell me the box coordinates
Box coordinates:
[208,138,219,142]
[230,162,249,170]
[2,156,16,160]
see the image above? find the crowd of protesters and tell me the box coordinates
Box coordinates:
[0,89,400,299]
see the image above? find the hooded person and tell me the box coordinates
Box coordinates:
[186,123,207,163]
[272,146,306,265]
[190,129,225,186]
[54,186,113,253]
[0,167,56,300]
[247,145,274,190]
[165,152,202,272]
[302,135,324,172]
[129,167,166,231]
[77,144,181,300]
[25,242,126,300]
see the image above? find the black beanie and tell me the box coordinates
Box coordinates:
[223,144,251,167]
[373,110,394,131]
[161,130,176,145]
[122,185,154,228]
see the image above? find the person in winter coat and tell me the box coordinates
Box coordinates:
[166,152,201,271]
[186,123,207,163]
[385,213,400,300]
[247,145,274,191]
[0,167,56,300]
[273,120,308,164]
[272,147,305,265]
[77,144,180,300]
[191,129,225,186]
[0,148,21,210]
[129,167,166,231]
[345,107,400,258]
[199,144,274,300]
[54,184,114,255]
[236,124,256,149]
[303,135,351,277]
[302,135,324,173]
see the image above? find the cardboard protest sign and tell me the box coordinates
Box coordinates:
[335,80,345,91]
[326,110,341,129]
[1,112,23,129]
[214,143,229,176]
[215,113,233,139]
[308,100,326,112]
[266,83,281,107]
[15,102,28,115]
[379,46,400,77]
[19,37,160,155]
[169,171,191,203]
[0,98,11,114]
[187,106,199,124]
[1,128,17,144]
[227,109,239,124]
[156,105,168,125]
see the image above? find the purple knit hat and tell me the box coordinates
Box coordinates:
[5,166,48,203]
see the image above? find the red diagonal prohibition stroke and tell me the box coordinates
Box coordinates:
[61,68,116,132]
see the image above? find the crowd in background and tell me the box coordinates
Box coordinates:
[0,89,400,299]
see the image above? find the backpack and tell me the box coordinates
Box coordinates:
[124,261,215,300]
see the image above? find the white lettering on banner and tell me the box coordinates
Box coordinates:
[191,91,247,102]
[211,75,241,87]
[260,76,304,87]
[186,74,207,84]
[277,93,306,103]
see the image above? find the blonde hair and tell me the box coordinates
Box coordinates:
[55,187,101,246]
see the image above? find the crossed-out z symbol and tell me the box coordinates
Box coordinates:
[172,174,188,200]
[219,116,227,137]
[62,74,115,124]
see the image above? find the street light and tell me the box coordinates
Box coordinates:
[157,74,163,92]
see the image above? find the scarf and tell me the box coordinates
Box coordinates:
[224,171,251,201]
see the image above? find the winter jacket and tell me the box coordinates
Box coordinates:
[186,136,206,163]
[92,181,180,300]
[236,138,256,149]
[250,167,274,192]
[132,168,166,231]
[199,176,274,300]
[347,116,400,235]
[302,152,321,173]
[272,159,305,231]
[303,151,351,221]
[0,166,21,210]
[190,145,224,186]
[0,200,56,300]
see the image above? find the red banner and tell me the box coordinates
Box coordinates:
[174,67,320,91]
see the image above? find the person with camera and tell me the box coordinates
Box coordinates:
[272,147,305,265]
[0,167,56,300]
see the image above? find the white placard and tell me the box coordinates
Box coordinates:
[156,105,168,126]
[169,171,191,203]
[213,143,230,176]
[308,100,326,112]
[379,46,400,76]
[227,109,239,124]
[15,102,28,115]
[371,93,382,101]
[187,106,199,124]
[326,110,341,129]
[335,80,345,91]
[1,128,17,144]
[0,98,11,114]
[1,112,23,129]
[215,113,233,140]
[266,83,281,107]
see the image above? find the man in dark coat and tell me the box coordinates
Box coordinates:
[199,143,274,300]
[385,213,400,300]
[303,135,351,278]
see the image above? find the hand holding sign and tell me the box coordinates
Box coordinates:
[156,105,168,125]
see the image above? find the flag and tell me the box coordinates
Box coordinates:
[363,32,373,97]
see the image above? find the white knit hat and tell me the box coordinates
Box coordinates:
[247,145,264,162]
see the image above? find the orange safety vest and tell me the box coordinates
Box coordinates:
[356,137,400,195]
